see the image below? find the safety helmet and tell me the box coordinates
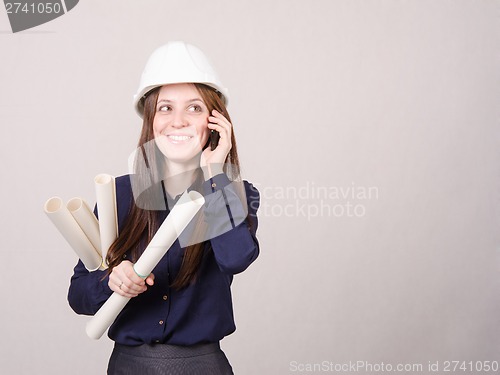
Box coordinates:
[133,41,229,117]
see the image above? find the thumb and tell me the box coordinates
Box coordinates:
[145,273,155,286]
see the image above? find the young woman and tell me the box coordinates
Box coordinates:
[68,41,260,374]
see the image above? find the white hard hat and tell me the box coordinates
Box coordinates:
[133,41,229,117]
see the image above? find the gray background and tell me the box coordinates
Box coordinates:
[1,0,499,374]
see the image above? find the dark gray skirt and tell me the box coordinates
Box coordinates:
[107,342,233,375]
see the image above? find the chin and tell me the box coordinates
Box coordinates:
[161,148,202,165]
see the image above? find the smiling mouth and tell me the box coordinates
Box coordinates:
[167,135,193,143]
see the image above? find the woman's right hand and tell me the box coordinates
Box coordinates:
[108,260,155,298]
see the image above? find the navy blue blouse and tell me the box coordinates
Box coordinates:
[67,173,260,346]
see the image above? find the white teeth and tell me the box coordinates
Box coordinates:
[168,135,192,141]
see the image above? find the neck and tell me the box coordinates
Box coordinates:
[163,157,200,198]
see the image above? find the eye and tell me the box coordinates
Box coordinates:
[187,104,203,113]
[158,105,171,112]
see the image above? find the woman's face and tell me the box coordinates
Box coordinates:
[153,83,210,164]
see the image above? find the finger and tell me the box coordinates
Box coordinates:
[108,278,120,293]
[207,121,227,133]
[117,283,146,298]
[207,121,232,142]
[211,109,230,122]
[145,273,155,286]
[119,284,145,297]
[109,279,138,298]
[208,114,231,129]
[109,272,130,291]
[121,277,147,294]
[117,288,140,298]
[209,110,231,125]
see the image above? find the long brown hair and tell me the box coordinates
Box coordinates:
[106,83,241,289]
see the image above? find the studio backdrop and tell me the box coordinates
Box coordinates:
[0,1,499,374]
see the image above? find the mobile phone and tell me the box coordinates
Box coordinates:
[210,130,220,151]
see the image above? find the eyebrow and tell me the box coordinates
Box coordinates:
[156,98,204,104]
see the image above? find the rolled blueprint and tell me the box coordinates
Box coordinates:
[67,198,102,257]
[85,190,205,340]
[44,197,102,271]
[94,174,118,268]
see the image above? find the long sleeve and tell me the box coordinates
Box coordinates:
[68,262,113,315]
[201,174,260,274]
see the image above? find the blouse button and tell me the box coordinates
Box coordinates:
[159,320,164,325]
[163,295,168,301]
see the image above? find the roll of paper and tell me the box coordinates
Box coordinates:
[94,174,118,268]
[44,197,102,271]
[67,197,102,257]
[85,190,205,340]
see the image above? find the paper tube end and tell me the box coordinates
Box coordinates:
[66,197,84,212]
[94,173,114,185]
[44,196,63,214]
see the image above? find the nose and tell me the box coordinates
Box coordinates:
[171,110,188,128]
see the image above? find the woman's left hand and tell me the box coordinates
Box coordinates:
[200,110,232,177]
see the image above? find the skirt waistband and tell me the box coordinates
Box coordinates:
[113,342,221,359]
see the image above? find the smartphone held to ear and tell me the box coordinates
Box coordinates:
[210,130,220,151]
